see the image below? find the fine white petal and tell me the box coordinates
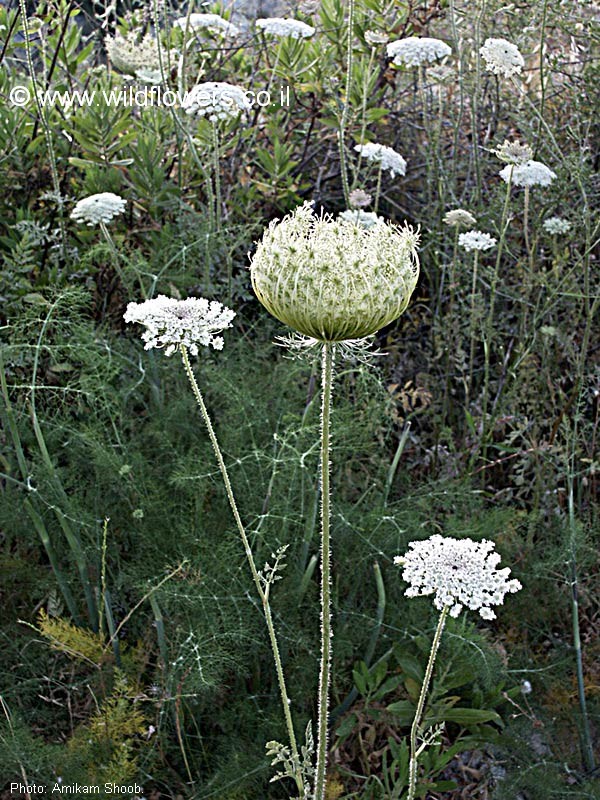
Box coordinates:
[70,193,126,226]
[480,37,524,78]
[256,17,315,39]
[354,142,407,177]
[124,295,235,356]
[458,230,497,251]
[395,534,521,620]
[543,216,571,235]
[182,82,252,122]
[175,13,240,37]
[499,160,556,187]
[387,36,451,67]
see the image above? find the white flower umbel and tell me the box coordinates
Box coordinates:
[396,534,521,800]
[365,30,389,46]
[543,216,571,235]
[123,295,235,356]
[459,230,497,252]
[348,188,372,208]
[256,17,315,39]
[499,160,557,187]
[70,193,126,226]
[443,209,477,228]
[493,140,533,165]
[395,534,522,620]
[182,81,252,122]
[480,37,524,78]
[250,202,419,342]
[106,32,160,75]
[175,13,240,37]
[354,142,407,177]
[338,209,382,228]
[387,36,451,67]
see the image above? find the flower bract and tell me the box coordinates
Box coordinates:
[249,202,419,342]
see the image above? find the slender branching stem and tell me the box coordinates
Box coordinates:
[179,345,303,794]
[408,605,449,800]
[315,342,335,800]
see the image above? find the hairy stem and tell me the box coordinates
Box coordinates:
[179,345,303,793]
[408,606,449,800]
[315,342,335,800]
[338,0,355,206]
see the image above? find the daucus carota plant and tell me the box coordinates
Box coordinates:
[250,203,419,800]
[394,535,522,800]
[123,294,306,795]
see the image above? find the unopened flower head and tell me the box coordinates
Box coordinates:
[123,295,236,356]
[339,209,383,229]
[355,143,407,177]
[480,37,524,78]
[387,37,451,67]
[182,82,252,122]
[493,140,533,165]
[256,17,315,39]
[459,230,497,252]
[443,209,477,228]
[249,202,420,342]
[543,216,571,235]
[499,160,556,187]
[106,31,160,75]
[394,534,522,619]
[365,30,389,46]
[348,189,372,209]
[70,193,126,226]
[175,13,240,37]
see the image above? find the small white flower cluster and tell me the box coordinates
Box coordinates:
[348,188,372,209]
[499,160,556,187]
[394,534,522,619]
[182,82,252,122]
[70,193,126,226]
[256,17,315,39]
[459,230,497,252]
[105,31,161,78]
[387,36,451,67]
[543,216,571,235]
[354,143,407,177]
[365,30,389,46]
[443,209,477,228]
[480,37,524,78]
[339,209,382,229]
[124,295,236,356]
[175,13,240,37]
[493,140,533,165]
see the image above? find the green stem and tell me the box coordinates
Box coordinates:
[338,0,355,206]
[315,342,335,800]
[408,606,449,800]
[467,250,480,405]
[212,123,222,231]
[179,345,303,794]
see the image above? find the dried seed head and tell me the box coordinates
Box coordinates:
[249,203,420,342]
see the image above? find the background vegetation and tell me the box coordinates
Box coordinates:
[0,0,598,798]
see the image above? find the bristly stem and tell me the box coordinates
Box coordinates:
[338,0,355,206]
[315,342,335,800]
[179,345,304,794]
[407,605,449,800]
[212,123,222,231]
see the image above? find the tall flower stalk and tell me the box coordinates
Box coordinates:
[123,296,304,794]
[395,535,522,798]
[315,342,334,800]
[250,204,419,796]
[338,0,355,206]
